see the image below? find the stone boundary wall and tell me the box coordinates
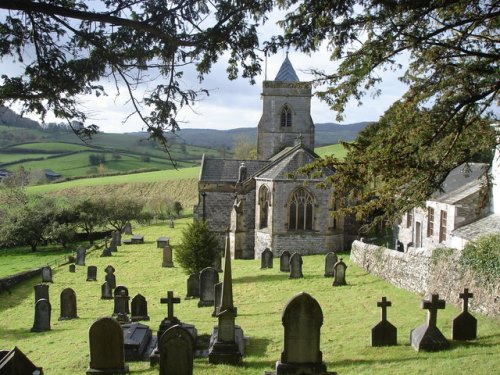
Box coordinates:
[350,241,499,316]
[0,267,43,293]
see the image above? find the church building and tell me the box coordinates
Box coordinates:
[194,56,352,259]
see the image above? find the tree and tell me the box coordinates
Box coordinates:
[0,0,273,148]
[173,201,183,217]
[73,198,107,244]
[270,0,499,225]
[232,135,257,160]
[175,220,219,274]
[103,197,145,232]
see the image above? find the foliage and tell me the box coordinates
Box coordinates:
[173,201,183,217]
[271,0,498,224]
[73,198,107,244]
[460,234,500,282]
[103,197,146,232]
[88,153,106,166]
[175,220,219,274]
[232,135,257,160]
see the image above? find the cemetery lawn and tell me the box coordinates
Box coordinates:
[0,218,498,374]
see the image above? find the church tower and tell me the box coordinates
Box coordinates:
[257,55,315,160]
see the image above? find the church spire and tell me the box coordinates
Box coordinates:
[274,53,300,82]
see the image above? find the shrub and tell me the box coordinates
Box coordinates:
[460,234,500,282]
[175,220,219,275]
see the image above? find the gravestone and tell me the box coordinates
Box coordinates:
[168,219,174,228]
[123,222,133,235]
[185,273,199,299]
[68,255,76,263]
[159,325,194,375]
[324,252,338,277]
[87,317,129,374]
[279,251,291,272]
[34,283,49,304]
[105,265,116,289]
[452,288,477,341]
[213,250,222,273]
[198,267,219,307]
[69,264,76,273]
[76,246,86,266]
[157,237,169,248]
[371,297,397,346]
[212,282,223,317]
[31,298,51,332]
[410,294,450,351]
[101,282,113,300]
[289,253,303,279]
[87,266,97,281]
[101,247,112,257]
[131,235,144,244]
[122,322,154,361]
[115,290,130,324]
[274,292,330,375]
[332,258,347,286]
[162,245,174,268]
[41,266,53,283]
[59,288,78,320]
[116,231,122,246]
[261,248,273,269]
[0,347,43,374]
[113,286,130,315]
[131,294,150,321]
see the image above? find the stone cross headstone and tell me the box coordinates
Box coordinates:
[371,297,397,346]
[115,290,130,324]
[41,266,53,283]
[34,283,49,303]
[212,282,223,317]
[131,294,150,322]
[186,273,199,299]
[123,222,133,235]
[31,298,51,332]
[113,286,130,315]
[104,265,116,289]
[452,288,477,341]
[289,253,303,279]
[162,245,174,268]
[161,291,181,324]
[69,264,76,273]
[101,282,113,300]
[279,250,291,272]
[198,267,219,307]
[159,325,194,375]
[76,246,86,266]
[87,317,129,374]
[87,266,97,281]
[261,248,273,269]
[410,294,449,351]
[59,287,78,320]
[275,292,328,374]
[332,258,347,286]
[324,252,338,277]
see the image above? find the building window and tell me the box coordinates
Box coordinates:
[427,207,434,237]
[406,210,413,228]
[439,210,447,243]
[280,105,292,127]
[288,188,314,230]
[258,185,271,229]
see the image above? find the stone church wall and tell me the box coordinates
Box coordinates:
[350,241,499,316]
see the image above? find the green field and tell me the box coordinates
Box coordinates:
[8,142,92,152]
[316,143,348,159]
[0,218,498,374]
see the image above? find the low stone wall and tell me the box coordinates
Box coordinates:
[350,241,499,316]
[0,267,43,293]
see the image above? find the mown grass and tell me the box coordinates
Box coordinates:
[316,143,348,159]
[0,218,498,375]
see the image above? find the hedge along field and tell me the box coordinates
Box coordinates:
[0,218,499,375]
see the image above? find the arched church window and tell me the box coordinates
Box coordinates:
[259,185,271,229]
[280,105,292,127]
[288,188,314,230]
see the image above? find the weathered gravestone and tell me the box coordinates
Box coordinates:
[157,237,169,248]
[123,222,133,235]
[87,317,129,374]
[116,231,122,246]
[271,292,334,375]
[131,235,144,244]
[324,252,338,277]
[59,288,78,320]
[115,290,131,324]
[0,347,43,374]
[185,273,199,299]
[68,255,76,263]
[159,325,194,375]
[69,264,76,273]
[261,248,273,269]
[289,253,303,279]
[279,251,291,272]
[371,297,397,346]
[131,294,150,321]
[168,219,175,228]
[101,247,112,257]
[31,298,51,332]
[105,265,116,289]
[213,250,222,273]
[41,266,53,283]
[34,283,49,303]
[122,322,154,361]
[113,286,130,315]
[332,258,347,286]
[410,294,450,351]
[212,282,223,317]
[87,266,97,281]
[452,288,477,341]
[101,282,113,300]
[198,267,219,307]
[76,246,86,266]
[162,245,174,268]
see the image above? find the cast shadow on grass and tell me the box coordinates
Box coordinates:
[233,274,289,284]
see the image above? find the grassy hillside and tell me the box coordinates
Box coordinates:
[0,218,498,375]
[315,143,348,159]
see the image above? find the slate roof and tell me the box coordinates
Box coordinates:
[274,55,300,82]
[433,163,488,203]
[199,157,269,182]
[452,214,500,241]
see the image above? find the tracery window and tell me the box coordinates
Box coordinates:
[288,188,314,230]
[280,105,292,127]
[259,185,271,229]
